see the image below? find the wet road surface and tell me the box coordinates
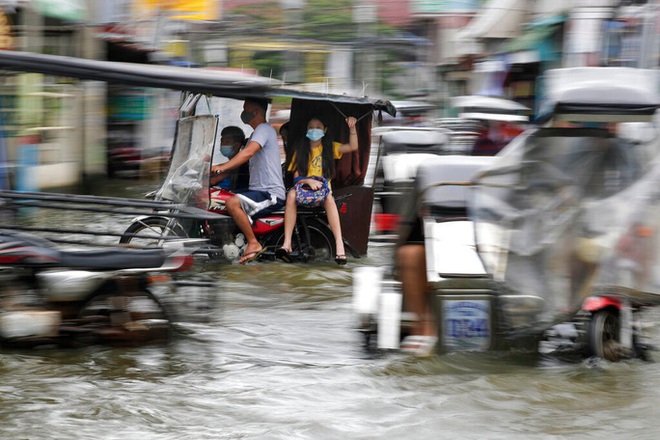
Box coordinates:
[2,179,660,439]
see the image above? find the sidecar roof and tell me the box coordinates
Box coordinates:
[0,50,395,116]
[541,67,660,123]
[416,155,496,209]
[451,95,530,122]
[380,129,450,153]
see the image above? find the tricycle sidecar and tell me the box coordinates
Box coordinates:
[0,50,396,263]
[354,154,506,353]
[354,67,660,359]
[356,154,548,354]
[369,127,452,239]
[118,92,395,262]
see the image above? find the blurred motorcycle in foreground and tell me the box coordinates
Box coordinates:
[0,229,216,348]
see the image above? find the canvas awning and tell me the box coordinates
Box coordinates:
[455,0,525,41]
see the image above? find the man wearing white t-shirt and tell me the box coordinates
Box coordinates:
[211,98,286,264]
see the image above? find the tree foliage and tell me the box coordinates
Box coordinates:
[230,0,357,42]
[299,0,356,42]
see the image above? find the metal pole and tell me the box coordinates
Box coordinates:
[638,0,659,68]
[281,0,305,83]
[353,1,378,95]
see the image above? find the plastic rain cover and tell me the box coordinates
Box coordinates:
[156,115,218,208]
[470,125,660,332]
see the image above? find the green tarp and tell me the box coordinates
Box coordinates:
[497,24,560,55]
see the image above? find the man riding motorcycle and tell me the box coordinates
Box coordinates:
[210,98,286,264]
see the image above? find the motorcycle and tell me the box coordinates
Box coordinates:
[121,185,349,264]
[0,228,215,348]
[117,114,344,263]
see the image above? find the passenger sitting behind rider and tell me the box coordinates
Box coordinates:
[210,98,286,264]
[210,126,250,191]
[275,116,358,265]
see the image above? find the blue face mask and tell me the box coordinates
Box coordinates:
[220,144,235,158]
[306,128,325,141]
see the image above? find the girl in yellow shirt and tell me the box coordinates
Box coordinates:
[277,115,358,264]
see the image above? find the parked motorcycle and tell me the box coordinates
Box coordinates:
[118,114,350,263]
[0,228,214,348]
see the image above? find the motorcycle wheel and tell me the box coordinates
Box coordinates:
[119,216,186,248]
[588,309,622,362]
[267,219,335,262]
[77,288,171,346]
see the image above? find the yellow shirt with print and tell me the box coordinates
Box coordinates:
[288,142,343,178]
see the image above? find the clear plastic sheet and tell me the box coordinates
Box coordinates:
[156,115,218,209]
[471,125,660,329]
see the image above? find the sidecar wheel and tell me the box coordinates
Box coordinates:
[588,309,623,362]
[78,289,171,346]
[120,217,186,248]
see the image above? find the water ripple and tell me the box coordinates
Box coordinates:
[4,181,660,439]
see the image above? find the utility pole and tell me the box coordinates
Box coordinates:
[638,0,659,68]
[353,0,378,96]
[281,0,305,83]
[563,0,617,67]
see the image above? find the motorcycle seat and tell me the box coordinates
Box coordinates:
[0,230,166,270]
[57,248,167,270]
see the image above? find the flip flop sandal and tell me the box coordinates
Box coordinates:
[400,335,438,357]
[240,248,267,264]
[335,255,347,265]
[275,247,292,263]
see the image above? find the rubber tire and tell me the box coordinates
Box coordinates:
[588,309,622,362]
[119,216,186,247]
[267,219,335,262]
[78,288,171,345]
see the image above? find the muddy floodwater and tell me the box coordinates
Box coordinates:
[2,179,660,439]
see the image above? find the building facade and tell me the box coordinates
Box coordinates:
[0,0,658,188]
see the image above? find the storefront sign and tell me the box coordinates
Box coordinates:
[133,0,220,21]
[109,93,151,120]
[33,0,87,22]
[411,0,480,15]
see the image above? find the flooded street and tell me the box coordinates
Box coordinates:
[3,180,660,439]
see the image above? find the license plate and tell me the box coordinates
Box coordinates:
[441,297,492,351]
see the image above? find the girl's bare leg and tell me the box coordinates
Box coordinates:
[324,194,345,256]
[281,189,297,252]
